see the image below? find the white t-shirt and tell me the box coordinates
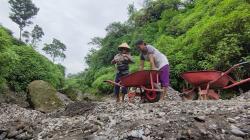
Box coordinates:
[140,45,169,69]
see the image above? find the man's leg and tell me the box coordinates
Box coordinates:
[159,65,170,100]
[121,73,129,102]
[115,87,120,102]
[161,86,168,100]
[121,87,127,102]
[114,73,121,102]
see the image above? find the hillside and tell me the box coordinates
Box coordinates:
[0,26,64,92]
[71,0,250,95]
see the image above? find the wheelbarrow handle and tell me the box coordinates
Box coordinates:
[210,62,250,85]
[234,62,250,67]
[104,80,124,87]
[224,61,250,75]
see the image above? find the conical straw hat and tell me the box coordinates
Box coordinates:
[118,43,130,49]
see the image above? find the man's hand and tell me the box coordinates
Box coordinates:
[111,59,116,64]
[152,67,157,70]
[122,54,129,60]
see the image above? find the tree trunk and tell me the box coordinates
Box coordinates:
[19,27,22,41]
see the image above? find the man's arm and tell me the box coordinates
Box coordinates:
[111,59,116,64]
[140,60,145,71]
[148,54,157,70]
[111,54,118,64]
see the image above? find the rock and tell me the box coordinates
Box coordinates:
[227,118,236,123]
[228,135,244,140]
[156,112,166,118]
[128,129,144,138]
[194,116,206,122]
[27,80,63,113]
[230,125,246,137]
[7,129,20,138]
[167,87,182,101]
[234,90,250,100]
[97,114,109,122]
[208,124,217,130]
[15,133,33,140]
[56,92,73,105]
[83,135,107,140]
[196,124,207,135]
[144,128,151,135]
[0,132,7,139]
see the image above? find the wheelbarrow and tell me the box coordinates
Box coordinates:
[104,70,162,103]
[181,62,250,100]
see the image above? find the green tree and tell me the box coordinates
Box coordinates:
[88,37,102,48]
[21,25,44,48]
[128,3,137,16]
[9,0,39,41]
[43,38,67,63]
[31,25,44,48]
[22,30,30,43]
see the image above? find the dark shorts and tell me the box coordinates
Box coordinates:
[159,64,170,87]
[114,72,128,95]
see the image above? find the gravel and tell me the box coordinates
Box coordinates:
[0,90,249,140]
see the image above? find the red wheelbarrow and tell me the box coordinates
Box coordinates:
[181,62,250,100]
[104,70,162,103]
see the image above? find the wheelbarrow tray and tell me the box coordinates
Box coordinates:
[120,70,159,87]
[181,70,233,89]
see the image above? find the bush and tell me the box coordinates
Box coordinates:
[61,86,79,101]
[6,46,64,91]
[0,27,16,87]
[92,72,114,94]
[1,25,64,92]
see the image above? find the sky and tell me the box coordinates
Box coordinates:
[0,0,143,74]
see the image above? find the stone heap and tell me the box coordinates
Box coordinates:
[0,90,249,140]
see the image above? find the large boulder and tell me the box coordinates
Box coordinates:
[27,80,63,113]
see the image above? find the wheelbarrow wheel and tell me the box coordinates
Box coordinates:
[145,90,161,103]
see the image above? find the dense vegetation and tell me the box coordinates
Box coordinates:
[70,0,250,94]
[1,0,249,97]
[0,26,64,92]
[0,0,67,95]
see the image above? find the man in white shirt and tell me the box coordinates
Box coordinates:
[135,40,170,101]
